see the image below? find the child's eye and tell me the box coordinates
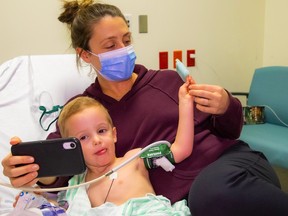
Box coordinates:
[98,128,107,134]
[79,135,88,141]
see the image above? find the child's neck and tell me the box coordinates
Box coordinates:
[85,157,121,181]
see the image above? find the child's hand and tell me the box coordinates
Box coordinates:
[179,75,195,101]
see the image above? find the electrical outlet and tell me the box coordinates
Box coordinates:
[124,14,132,28]
[139,15,148,33]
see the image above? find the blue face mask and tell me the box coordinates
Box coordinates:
[89,45,136,81]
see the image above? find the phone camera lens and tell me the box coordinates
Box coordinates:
[63,141,77,150]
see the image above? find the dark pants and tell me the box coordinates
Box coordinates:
[188,141,288,216]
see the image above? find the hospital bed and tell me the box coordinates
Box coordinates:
[0,54,94,214]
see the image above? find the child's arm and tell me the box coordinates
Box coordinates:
[170,76,194,163]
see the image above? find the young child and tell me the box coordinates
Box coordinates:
[9,76,193,215]
[54,76,194,215]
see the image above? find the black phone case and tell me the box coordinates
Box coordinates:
[11,137,86,177]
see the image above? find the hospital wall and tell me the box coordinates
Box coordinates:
[263,0,288,67]
[0,0,287,93]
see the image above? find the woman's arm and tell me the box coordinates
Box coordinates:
[188,84,243,139]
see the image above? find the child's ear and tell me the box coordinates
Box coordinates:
[113,127,117,143]
[77,48,91,63]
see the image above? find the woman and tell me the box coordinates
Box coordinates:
[3,1,288,215]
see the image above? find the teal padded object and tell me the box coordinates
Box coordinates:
[239,66,288,169]
[240,123,288,169]
[176,59,189,82]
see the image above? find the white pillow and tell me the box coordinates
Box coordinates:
[0,54,94,212]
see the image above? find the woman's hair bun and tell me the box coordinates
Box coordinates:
[58,0,93,25]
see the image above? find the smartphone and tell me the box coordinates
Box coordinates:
[11,137,86,177]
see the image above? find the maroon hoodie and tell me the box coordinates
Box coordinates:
[45,64,243,203]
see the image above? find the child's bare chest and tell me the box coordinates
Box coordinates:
[86,163,152,207]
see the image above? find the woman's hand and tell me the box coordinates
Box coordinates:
[1,137,40,187]
[188,84,229,115]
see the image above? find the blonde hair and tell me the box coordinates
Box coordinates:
[58,96,113,137]
[58,0,127,67]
